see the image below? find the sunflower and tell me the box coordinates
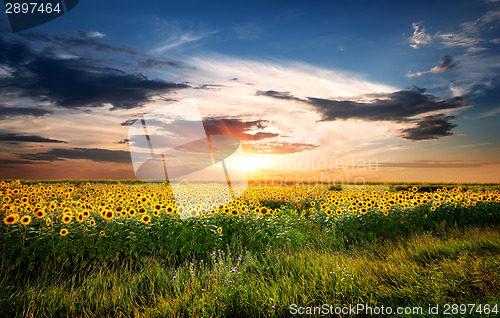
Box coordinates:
[89,219,96,226]
[230,209,239,217]
[62,215,72,224]
[103,210,114,220]
[128,208,136,216]
[141,214,151,224]
[60,228,68,236]
[166,206,174,214]
[4,213,19,225]
[260,207,268,215]
[100,231,105,236]
[217,227,223,234]
[35,208,46,219]
[46,217,51,226]
[76,213,84,223]
[82,209,90,218]
[20,215,31,225]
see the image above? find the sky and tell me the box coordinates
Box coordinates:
[1,0,500,182]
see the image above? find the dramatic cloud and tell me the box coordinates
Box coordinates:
[258,87,469,123]
[20,148,131,163]
[202,117,274,141]
[407,55,457,77]
[0,105,52,119]
[409,23,432,48]
[0,31,189,110]
[399,115,458,141]
[257,87,469,141]
[0,133,67,143]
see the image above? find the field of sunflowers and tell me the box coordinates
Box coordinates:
[1,180,500,317]
[1,180,499,270]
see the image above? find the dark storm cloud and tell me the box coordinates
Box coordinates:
[308,88,468,122]
[257,86,469,140]
[399,114,458,141]
[0,105,52,119]
[257,86,469,122]
[20,147,131,163]
[0,133,67,143]
[0,29,189,110]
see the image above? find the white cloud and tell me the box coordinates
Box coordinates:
[409,23,432,48]
[88,31,105,38]
[152,30,218,54]
[149,19,219,54]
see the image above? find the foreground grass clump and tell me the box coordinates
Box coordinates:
[0,227,499,317]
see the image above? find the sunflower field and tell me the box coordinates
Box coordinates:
[1,180,500,272]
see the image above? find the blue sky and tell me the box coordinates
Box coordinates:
[1,0,500,181]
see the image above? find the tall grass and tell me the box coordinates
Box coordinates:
[1,227,499,317]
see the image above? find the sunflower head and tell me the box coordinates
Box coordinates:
[20,215,31,225]
[4,213,19,225]
[60,228,68,236]
[141,214,151,224]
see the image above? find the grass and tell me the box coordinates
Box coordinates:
[1,226,499,317]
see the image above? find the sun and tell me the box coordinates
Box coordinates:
[231,155,265,172]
